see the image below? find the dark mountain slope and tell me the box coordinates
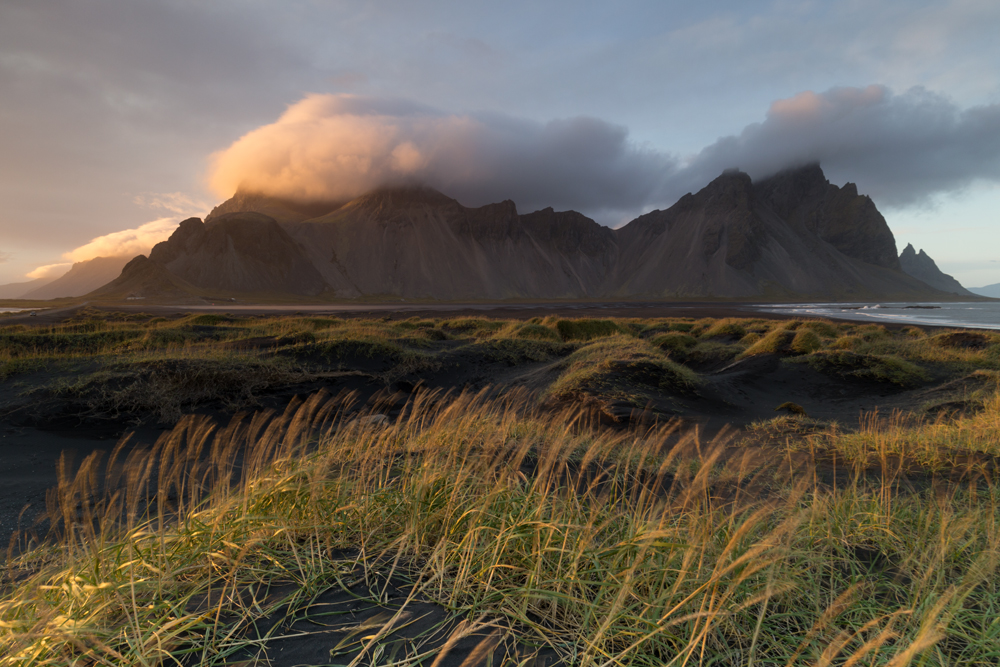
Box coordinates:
[611,169,935,299]
[149,214,328,295]
[284,187,618,299]
[95,165,953,302]
[88,255,201,301]
[753,163,900,269]
[205,190,346,225]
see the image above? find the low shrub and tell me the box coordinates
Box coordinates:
[701,320,747,339]
[800,320,840,338]
[650,332,698,361]
[513,323,561,341]
[554,318,621,341]
[790,329,822,354]
[802,350,929,387]
[548,335,698,400]
[185,313,239,326]
[740,329,793,357]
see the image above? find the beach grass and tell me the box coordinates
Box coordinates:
[3,310,1000,664]
[1,390,999,665]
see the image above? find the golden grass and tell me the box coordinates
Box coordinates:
[1,390,999,665]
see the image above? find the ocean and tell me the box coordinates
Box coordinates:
[756,301,1000,330]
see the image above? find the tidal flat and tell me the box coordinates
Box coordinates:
[1,306,999,665]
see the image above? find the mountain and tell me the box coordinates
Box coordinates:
[149,213,328,295]
[0,277,53,299]
[283,188,618,299]
[93,164,960,302]
[205,190,345,225]
[610,168,925,299]
[970,283,1000,298]
[22,255,133,299]
[898,244,973,297]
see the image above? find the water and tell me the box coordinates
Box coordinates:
[0,308,34,314]
[756,301,1000,330]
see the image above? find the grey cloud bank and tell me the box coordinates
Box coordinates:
[208,94,676,221]
[210,87,1000,225]
[675,86,1000,208]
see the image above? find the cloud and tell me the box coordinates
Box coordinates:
[672,85,1000,207]
[22,217,180,281]
[208,87,1000,222]
[0,251,10,263]
[208,94,677,220]
[63,218,180,263]
[133,192,212,217]
[26,263,72,281]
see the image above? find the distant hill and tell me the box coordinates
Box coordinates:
[90,164,962,302]
[970,283,1000,298]
[0,277,53,299]
[898,244,973,297]
[23,255,133,299]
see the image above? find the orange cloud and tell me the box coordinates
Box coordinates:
[206,94,675,217]
[23,217,184,280]
[64,217,181,263]
[26,263,72,281]
[767,85,887,122]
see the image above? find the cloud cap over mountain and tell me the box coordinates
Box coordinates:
[208,94,675,220]
[676,85,1000,208]
[208,87,1000,225]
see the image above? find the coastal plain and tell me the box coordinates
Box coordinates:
[2,304,1000,665]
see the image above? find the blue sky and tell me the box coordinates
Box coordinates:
[1,0,998,286]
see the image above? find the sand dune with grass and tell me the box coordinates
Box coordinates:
[1,308,1000,664]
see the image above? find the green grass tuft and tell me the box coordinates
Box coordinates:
[740,328,793,357]
[800,350,929,387]
[790,328,823,354]
[554,318,622,341]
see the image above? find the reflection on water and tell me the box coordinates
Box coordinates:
[0,308,34,314]
[756,302,1000,330]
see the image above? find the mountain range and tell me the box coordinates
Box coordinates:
[10,163,983,302]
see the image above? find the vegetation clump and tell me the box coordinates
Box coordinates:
[548,334,697,408]
[554,318,621,341]
[790,328,822,354]
[512,322,560,341]
[740,328,794,357]
[700,319,747,339]
[801,350,929,387]
[649,331,698,360]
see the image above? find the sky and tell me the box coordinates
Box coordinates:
[1,0,998,287]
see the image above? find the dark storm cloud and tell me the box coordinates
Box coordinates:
[670,85,1000,207]
[209,94,677,219]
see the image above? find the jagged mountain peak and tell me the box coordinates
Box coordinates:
[92,167,960,302]
[206,190,346,224]
[341,185,462,213]
[898,243,972,296]
[754,163,899,269]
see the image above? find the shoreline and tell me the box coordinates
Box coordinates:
[2,299,997,331]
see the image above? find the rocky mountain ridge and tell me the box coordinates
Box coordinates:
[88,164,969,301]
